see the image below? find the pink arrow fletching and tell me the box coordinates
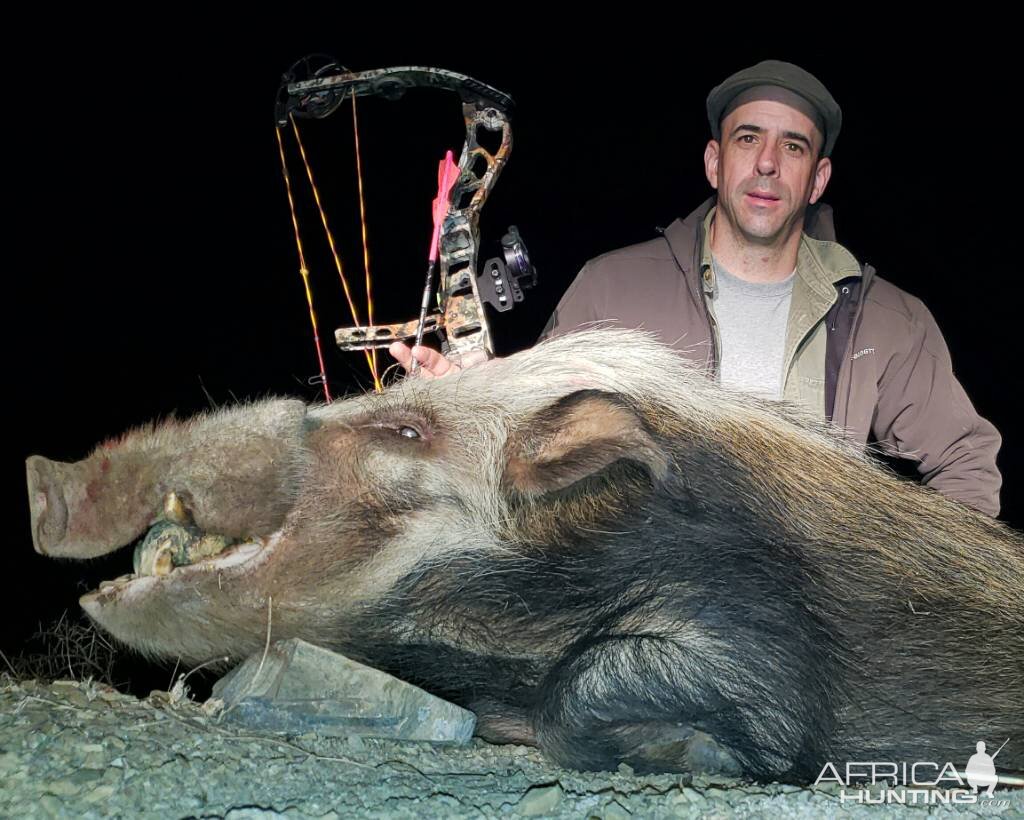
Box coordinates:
[428,150,460,262]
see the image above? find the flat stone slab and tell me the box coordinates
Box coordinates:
[210,638,476,744]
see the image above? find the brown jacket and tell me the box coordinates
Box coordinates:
[541,198,1002,516]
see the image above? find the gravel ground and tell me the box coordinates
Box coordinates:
[2,677,1021,819]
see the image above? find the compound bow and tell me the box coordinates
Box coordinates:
[274,59,536,391]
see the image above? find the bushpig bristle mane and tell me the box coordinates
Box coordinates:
[372,327,1022,608]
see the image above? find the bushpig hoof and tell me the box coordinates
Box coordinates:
[26,456,68,555]
[612,724,744,776]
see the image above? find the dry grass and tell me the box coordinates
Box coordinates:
[2,611,124,687]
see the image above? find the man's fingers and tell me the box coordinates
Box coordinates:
[388,342,455,379]
[388,341,481,379]
[411,345,457,378]
[388,341,414,370]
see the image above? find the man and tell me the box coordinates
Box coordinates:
[392,60,1002,516]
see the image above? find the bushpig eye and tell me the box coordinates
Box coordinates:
[369,416,429,441]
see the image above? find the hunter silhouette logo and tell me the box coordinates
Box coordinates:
[815,738,1016,805]
[966,739,1008,798]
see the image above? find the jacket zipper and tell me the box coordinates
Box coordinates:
[660,227,719,375]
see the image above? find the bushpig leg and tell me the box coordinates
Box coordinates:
[533,637,744,775]
[533,618,838,779]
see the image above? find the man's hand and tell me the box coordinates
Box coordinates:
[388,342,489,379]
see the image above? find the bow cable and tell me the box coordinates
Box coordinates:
[288,115,383,392]
[349,93,380,389]
[274,126,332,402]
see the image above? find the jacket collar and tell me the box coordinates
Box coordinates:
[663,196,856,286]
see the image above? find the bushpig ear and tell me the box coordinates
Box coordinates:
[503,390,669,496]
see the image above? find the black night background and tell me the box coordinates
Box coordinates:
[8,32,1022,693]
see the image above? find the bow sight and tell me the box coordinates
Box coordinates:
[478,226,537,313]
[275,57,537,371]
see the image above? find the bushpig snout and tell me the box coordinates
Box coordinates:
[26,455,69,555]
[24,399,311,562]
[23,449,157,560]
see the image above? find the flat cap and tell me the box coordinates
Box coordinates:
[707,60,842,157]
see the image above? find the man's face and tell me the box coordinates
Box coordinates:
[704,99,832,246]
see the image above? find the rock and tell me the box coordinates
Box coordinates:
[0,752,21,776]
[602,800,632,819]
[516,783,562,816]
[50,682,93,709]
[42,780,80,797]
[84,784,117,803]
[38,794,64,818]
[678,786,707,806]
[69,769,104,786]
[211,638,476,744]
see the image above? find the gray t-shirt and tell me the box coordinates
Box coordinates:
[710,258,795,399]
